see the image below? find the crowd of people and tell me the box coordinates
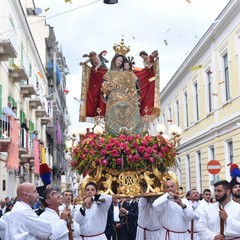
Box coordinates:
[0,177,239,240]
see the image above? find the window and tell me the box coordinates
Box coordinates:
[196,151,202,191]
[186,154,191,190]
[184,92,189,127]
[175,99,180,126]
[223,53,230,101]
[193,82,199,121]
[177,158,182,185]
[162,112,166,126]
[206,70,213,112]
[168,106,172,124]
[225,140,233,180]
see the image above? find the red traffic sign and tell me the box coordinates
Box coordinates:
[207,160,221,174]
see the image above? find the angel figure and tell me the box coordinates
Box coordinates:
[79,50,108,71]
[139,50,158,69]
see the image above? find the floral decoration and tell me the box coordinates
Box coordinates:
[71,133,178,174]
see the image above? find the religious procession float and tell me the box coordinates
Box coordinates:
[71,38,182,198]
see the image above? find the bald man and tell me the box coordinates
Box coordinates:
[152,179,194,240]
[4,182,53,240]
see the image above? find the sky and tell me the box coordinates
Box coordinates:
[34,0,230,133]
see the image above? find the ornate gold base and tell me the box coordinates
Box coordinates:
[77,165,179,199]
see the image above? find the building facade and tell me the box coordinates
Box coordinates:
[158,0,240,194]
[0,0,70,199]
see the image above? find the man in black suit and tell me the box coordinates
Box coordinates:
[105,203,115,240]
[119,198,138,240]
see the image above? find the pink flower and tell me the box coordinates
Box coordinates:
[127,136,133,142]
[111,149,119,157]
[143,153,150,160]
[106,143,112,151]
[133,154,141,162]
[118,134,127,141]
[148,157,155,163]
[114,141,121,148]
[128,155,134,162]
[89,140,95,146]
[162,147,169,153]
[146,147,153,154]
[141,139,148,146]
[152,144,158,150]
[89,150,95,155]
[132,142,138,149]
[80,154,86,160]
[124,148,131,155]
[120,143,128,150]
[99,138,105,144]
[83,148,89,153]
[134,134,140,139]
[101,159,107,166]
[100,149,107,156]
[116,158,122,165]
[138,146,146,154]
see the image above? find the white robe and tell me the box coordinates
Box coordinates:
[152,193,194,240]
[188,201,200,240]
[136,197,162,240]
[74,194,112,240]
[4,201,52,240]
[39,207,80,240]
[197,200,240,240]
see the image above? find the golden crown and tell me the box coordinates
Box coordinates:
[113,36,130,56]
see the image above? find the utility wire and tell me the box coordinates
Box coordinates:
[0,0,101,35]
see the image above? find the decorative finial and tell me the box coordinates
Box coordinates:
[113,36,130,56]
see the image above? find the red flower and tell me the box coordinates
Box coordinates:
[124,148,131,155]
[118,134,127,141]
[138,146,146,154]
[133,154,141,162]
[101,159,107,166]
[146,147,153,154]
[111,149,119,157]
[148,157,155,163]
[143,153,150,160]
[162,147,169,153]
[106,143,112,151]
[116,158,122,165]
[100,149,107,156]
[132,142,139,149]
[127,136,133,142]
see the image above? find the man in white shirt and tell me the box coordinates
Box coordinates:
[2,102,13,137]
[136,197,162,240]
[59,190,75,216]
[152,179,194,240]
[4,182,53,240]
[39,188,80,240]
[197,180,240,240]
[188,189,200,240]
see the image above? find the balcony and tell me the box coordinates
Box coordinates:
[41,117,51,125]
[29,98,43,109]
[0,39,17,61]
[20,84,37,98]
[0,116,18,152]
[35,108,47,118]
[8,66,28,82]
